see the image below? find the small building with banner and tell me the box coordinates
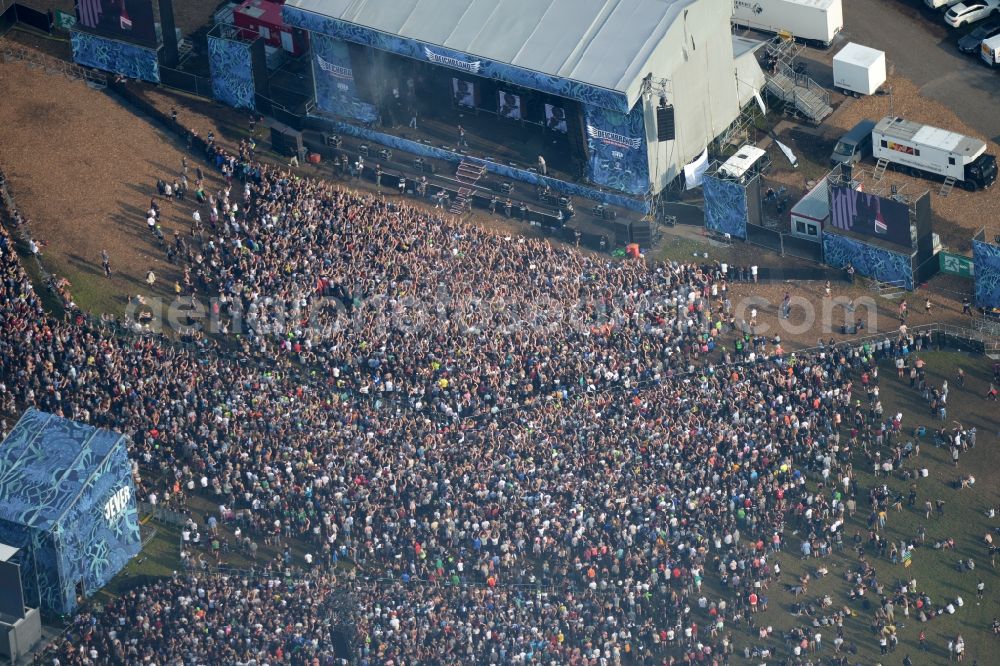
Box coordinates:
[0,409,140,615]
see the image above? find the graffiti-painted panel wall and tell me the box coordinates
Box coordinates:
[973,239,1000,308]
[823,233,913,291]
[703,175,748,240]
[71,30,160,83]
[582,103,650,196]
[207,35,256,111]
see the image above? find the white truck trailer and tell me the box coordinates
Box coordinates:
[832,43,886,96]
[872,116,998,191]
[732,0,844,47]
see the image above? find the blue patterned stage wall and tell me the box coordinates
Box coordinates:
[207,35,256,111]
[317,119,648,213]
[973,239,1000,308]
[311,33,378,123]
[703,175,748,240]
[582,104,650,196]
[283,6,629,113]
[71,31,159,83]
[823,233,913,291]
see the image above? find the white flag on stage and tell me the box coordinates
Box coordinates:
[683,148,709,190]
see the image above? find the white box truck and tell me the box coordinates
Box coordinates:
[832,43,886,96]
[982,34,1000,65]
[872,116,998,191]
[732,0,844,47]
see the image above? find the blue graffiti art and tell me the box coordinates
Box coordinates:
[703,175,748,240]
[823,233,913,291]
[973,239,1000,308]
[207,35,256,111]
[71,30,159,83]
[582,103,650,197]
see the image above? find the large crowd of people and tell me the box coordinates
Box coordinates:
[0,130,989,665]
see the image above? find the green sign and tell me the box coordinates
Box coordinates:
[54,10,76,30]
[940,252,974,278]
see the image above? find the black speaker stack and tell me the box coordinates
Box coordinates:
[656,104,675,142]
[611,220,631,246]
[270,127,303,156]
[629,220,651,246]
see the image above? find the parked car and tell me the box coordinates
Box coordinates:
[945,0,1000,27]
[958,20,1000,52]
[925,0,962,9]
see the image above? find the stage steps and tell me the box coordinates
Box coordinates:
[449,160,486,215]
[456,160,487,185]
[449,187,474,214]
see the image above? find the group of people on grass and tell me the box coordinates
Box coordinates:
[0,129,985,665]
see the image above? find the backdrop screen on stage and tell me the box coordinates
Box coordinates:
[76,0,157,47]
[452,78,476,108]
[545,104,568,133]
[498,91,522,120]
[829,184,911,247]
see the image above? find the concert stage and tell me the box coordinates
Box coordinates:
[280,0,761,215]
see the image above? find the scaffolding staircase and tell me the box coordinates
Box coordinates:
[765,63,832,125]
[450,160,486,215]
[939,176,957,198]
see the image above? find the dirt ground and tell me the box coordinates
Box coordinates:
[0,58,224,314]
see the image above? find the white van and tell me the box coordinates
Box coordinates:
[983,34,1000,65]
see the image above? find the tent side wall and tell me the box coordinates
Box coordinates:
[53,439,140,614]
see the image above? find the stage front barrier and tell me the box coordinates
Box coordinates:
[71,30,160,83]
[973,235,1000,308]
[311,118,649,213]
[822,232,914,291]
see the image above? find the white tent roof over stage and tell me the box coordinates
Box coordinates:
[286,0,694,100]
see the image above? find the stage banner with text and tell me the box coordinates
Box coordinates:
[582,103,649,196]
[311,32,377,124]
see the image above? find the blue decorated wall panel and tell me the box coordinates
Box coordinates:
[207,35,256,111]
[703,175,748,240]
[315,118,648,213]
[283,6,629,113]
[52,440,140,614]
[823,233,913,291]
[311,33,378,123]
[582,104,650,197]
[71,30,159,83]
[0,410,139,614]
[973,239,1000,308]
